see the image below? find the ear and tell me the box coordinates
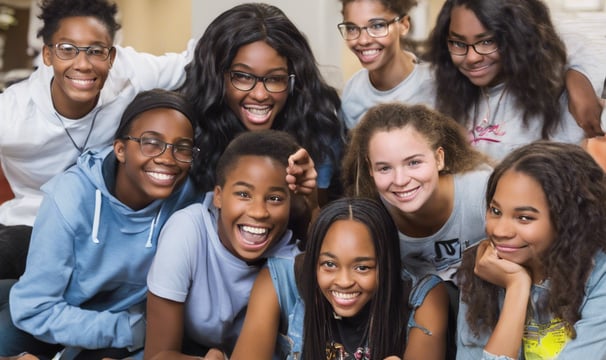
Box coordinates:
[213,185,223,209]
[398,15,411,37]
[42,44,53,66]
[114,139,126,163]
[436,146,445,171]
[108,46,116,68]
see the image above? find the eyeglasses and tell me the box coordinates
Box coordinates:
[48,42,114,61]
[228,71,294,93]
[337,15,403,41]
[123,133,200,163]
[447,38,498,56]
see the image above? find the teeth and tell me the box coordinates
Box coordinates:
[244,106,271,115]
[71,79,94,85]
[241,225,268,235]
[395,188,416,198]
[331,291,359,299]
[361,49,380,56]
[148,172,175,181]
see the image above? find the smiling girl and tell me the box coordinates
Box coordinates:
[231,197,448,360]
[457,141,606,359]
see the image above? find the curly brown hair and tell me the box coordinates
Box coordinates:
[458,141,606,338]
[342,103,490,198]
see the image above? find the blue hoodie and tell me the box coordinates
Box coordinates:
[9,146,197,350]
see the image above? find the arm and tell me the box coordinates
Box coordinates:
[144,293,205,360]
[403,282,449,360]
[474,241,532,359]
[230,268,281,360]
[9,196,142,349]
[566,69,604,137]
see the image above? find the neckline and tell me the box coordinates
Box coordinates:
[54,109,99,154]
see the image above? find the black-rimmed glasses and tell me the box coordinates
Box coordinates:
[447,38,498,56]
[229,71,295,93]
[48,42,114,61]
[123,133,200,163]
[337,15,403,41]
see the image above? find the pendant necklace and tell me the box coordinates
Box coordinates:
[55,109,99,154]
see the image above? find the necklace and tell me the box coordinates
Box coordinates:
[327,307,373,360]
[55,109,99,153]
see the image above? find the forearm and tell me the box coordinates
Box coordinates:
[484,282,530,358]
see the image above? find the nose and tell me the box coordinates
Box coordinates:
[248,80,270,101]
[393,167,411,186]
[335,268,355,288]
[247,197,270,219]
[489,217,515,240]
[72,51,94,70]
[356,28,372,45]
[153,145,178,165]
[465,45,484,63]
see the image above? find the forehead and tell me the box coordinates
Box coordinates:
[449,5,490,38]
[52,16,113,45]
[320,220,375,257]
[128,108,193,137]
[368,126,433,157]
[230,40,288,72]
[493,170,548,208]
[224,155,287,184]
[343,0,395,21]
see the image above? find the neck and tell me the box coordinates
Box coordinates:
[50,78,99,119]
[390,174,454,237]
[369,50,415,91]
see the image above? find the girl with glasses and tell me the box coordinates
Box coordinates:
[0,89,198,359]
[426,0,605,161]
[337,0,436,130]
[180,3,344,207]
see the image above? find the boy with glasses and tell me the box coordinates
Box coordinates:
[0,0,191,279]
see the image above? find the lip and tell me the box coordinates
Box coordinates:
[355,47,382,64]
[391,186,420,202]
[330,290,361,307]
[241,104,273,126]
[145,170,178,186]
[494,244,527,253]
[461,63,493,79]
[67,75,96,90]
[237,224,272,251]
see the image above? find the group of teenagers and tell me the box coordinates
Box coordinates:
[0,0,605,359]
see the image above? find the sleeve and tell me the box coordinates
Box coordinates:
[407,274,443,336]
[8,195,140,349]
[146,206,202,302]
[557,23,605,95]
[557,261,606,357]
[114,38,196,91]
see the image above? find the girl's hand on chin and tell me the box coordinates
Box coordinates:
[474,240,531,289]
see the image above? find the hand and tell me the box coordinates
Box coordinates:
[0,355,39,360]
[203,348,227,360]
[566,69,605,137]
[286,148,319,211]
[474,240,531,289]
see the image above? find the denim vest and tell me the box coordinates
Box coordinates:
[269,257,443,359]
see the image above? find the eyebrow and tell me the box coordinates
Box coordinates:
[231,181,288,193]
[448,30,493,41]
[372,153,424,165]
[229,64,289,74]
[491,199,540,213]
[319,252,376,262]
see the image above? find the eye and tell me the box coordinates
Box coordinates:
[517,214,535,222]
[375,165,391,173]
[355,264,373,272]
[448,40,467,49]
[320,260,337,269]
[408,159,421,167]
[232,71,255,82]
[480,38,495,46]
[87,46,108,57]
[57,43,78,55]
[344,24,359,34]
[267,194,285,203]
[264,75,288,85]
[234,191,251,199]
[174,145,194,155]
[140,137,164,149]
[488,206,502,216]
[369,21,387,30]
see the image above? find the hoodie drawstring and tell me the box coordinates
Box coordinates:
[146,207,162,248]
[91,189,101,244]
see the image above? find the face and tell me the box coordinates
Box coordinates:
[224,41,290,131]
[368,126,444,215]
[43,16,115,119]
[486,170,556,274]
[213,156,291,262]
[341,0,409,72]
[317,219,378,318]
[114,108,193,210]
[448,5,502,87]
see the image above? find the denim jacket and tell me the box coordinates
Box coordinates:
[456,251,606,360]
[269,257,443,359]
